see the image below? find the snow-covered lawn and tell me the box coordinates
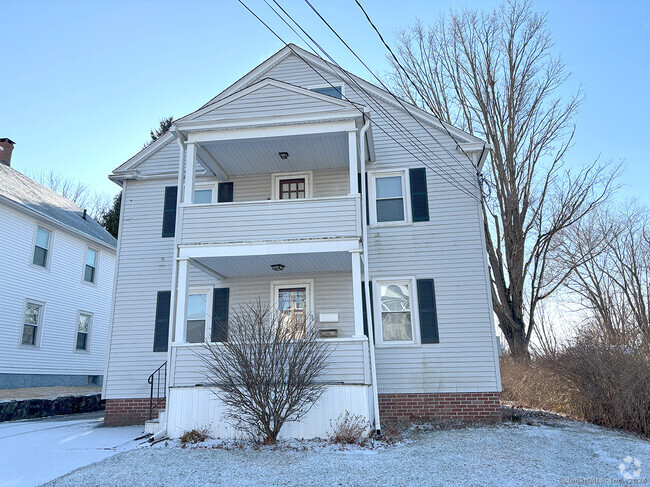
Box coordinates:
[0,412,143,487]
[43,416,649,487]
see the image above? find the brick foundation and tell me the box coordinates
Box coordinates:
[378,392,501,421]
[104,398,166,426]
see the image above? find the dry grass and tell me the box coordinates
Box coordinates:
[179,428,209,446]
[327,411,370,445]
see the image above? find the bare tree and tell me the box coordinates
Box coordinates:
[199,300,333,444]
[32,169,112,221]
[389,0,617,358]
[561,203,650,346]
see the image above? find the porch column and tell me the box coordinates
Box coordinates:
[348,129,358,195]
[183,142,197,204]
[172,258,189,345]
[350,249,365,338]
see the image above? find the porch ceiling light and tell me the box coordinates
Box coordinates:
[271,264,285,272]
[279,151,289,159]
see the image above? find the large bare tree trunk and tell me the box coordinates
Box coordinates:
[389,0,616,358]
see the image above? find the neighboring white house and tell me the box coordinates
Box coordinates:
[103,45,502,436]
[0,138,117,389]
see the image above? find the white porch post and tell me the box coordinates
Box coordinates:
[350,249,365,338]
[173,258,189,345]
[183,142,197,204]
[348,129,358,195]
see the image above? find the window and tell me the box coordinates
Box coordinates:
[377,280,417,345]
[76,313,91,351]
[186,291,208,343]
[279,178,306,199]
[21,301,43,346]
[32,227,51,267]
[369,172,410,224]
[273,172,311,200]
[194,188,213,204]
[310,85,343,99]
[84,249,98,283]
[272,280,312,339]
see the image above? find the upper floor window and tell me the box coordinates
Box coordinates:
[32,227,51,267]
[310,85,343,99]
[370,172,409,224]
[76,312,92,351]
[84,249,98,283]
[21,301,44,346]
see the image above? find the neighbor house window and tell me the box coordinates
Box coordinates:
[377,280,416,344]
[84,249,98,283]
[76,313,91,350]
[310,85,343,99]
[32,227,51,267]
[21,301,43,346]
[186,291,208,343]
[371,173,408,223]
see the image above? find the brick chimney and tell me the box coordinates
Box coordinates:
[0,138,15,167]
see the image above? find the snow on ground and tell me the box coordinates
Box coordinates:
[0,412,143,487]
[44,417,649,487]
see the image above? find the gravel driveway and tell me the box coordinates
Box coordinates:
[44,417,649,487]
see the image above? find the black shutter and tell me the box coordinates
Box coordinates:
[153,291,171,352]
[409,168,430,222]
[218,182,233,203]
[161,186,177,237]
[417,279,439,343]
[358,173,370,225]
[361,281,374,341]
[211,288,230,342]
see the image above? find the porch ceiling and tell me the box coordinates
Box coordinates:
[200,132,348,176]
[193,251,351,278]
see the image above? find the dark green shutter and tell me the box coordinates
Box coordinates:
[161,186,177,237]
[409,168,430,222]
[417,279,439,343]
[218,182,233,203]
[361,281,374,341]
[153,291,171,352]
[211,288,230,342]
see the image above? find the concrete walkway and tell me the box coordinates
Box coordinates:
[0,412,143,487]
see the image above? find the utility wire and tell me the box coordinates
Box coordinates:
[265,1,479,200]
[239,0,478,201]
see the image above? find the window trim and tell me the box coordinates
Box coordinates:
[270,279,314,335]
[82,246,100,285]
[307,83,345,99]
[185,287,213,344]
[30,224,54,270]
[271,171,313,200]
[19,299,46,349]
[74,310,93,353]
[373,277,420,347]
[368,170,411,226]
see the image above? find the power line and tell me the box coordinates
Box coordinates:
[266,1,480,200]
[238,0,479,201]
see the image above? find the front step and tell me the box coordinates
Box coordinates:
[144,409,166,435]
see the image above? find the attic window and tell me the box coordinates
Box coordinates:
[310,85,343,99]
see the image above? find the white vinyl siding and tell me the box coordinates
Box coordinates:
[0,203,114,377]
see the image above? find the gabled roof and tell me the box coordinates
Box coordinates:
[0,164,117,249]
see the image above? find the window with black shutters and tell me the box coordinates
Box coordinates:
[161,186,177,238]
[153,291,171,352]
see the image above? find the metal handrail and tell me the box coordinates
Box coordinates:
[147,361,167,421]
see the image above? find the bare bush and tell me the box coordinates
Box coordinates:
[328,411,370,445]
[179,428,209,447]
[199,300,333,444]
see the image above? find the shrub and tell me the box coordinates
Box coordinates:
[179,428,209,446]
[328,411,369,444]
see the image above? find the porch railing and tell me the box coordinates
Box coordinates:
[147,361,167,420]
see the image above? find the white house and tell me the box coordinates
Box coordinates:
[0,138,117,389]
[103,45,502,436]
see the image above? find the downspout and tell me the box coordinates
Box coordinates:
[359,117,381,435]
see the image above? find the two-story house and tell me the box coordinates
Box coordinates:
[103,45,502,437]
[0,138,117,389]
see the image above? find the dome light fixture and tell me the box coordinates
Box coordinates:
[271,264,285,272]
[279,151,289,159]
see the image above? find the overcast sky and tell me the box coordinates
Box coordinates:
[1,0,648,202]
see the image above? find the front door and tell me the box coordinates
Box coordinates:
[279,178,306,199]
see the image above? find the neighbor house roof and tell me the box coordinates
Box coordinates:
[0,163,117,250]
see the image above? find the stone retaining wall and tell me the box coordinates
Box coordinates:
[0,394,103,422]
